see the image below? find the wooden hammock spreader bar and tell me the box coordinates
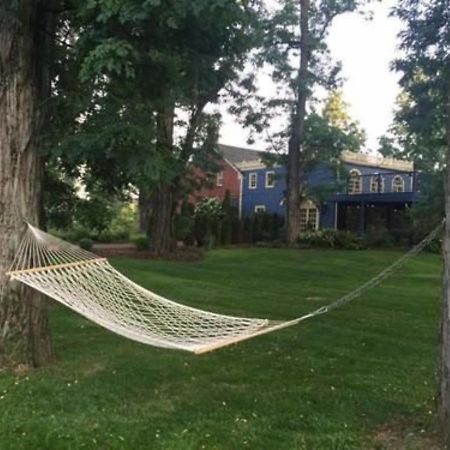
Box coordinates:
[194,308,327,355]
[6,258,107,278]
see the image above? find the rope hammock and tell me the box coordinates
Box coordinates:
[5,222,443,355]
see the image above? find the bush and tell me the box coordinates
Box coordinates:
[333,230,365,250]
[79,238,94,251]
[133,235,149,251]
[97,229,130,243]
[364,230,396,248]
[299,230,365,250]
[53,225,94,243]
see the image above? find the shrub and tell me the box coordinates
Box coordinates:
[97,229,130,243]
[334,230,365,250]
[53,225,94,243]
[79,238,94,251]
[298,230,365,250]
[364,230,396,248]
[133,235,149,251]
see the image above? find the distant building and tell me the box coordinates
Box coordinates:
[192,145,420,234]
[190,144,260,215]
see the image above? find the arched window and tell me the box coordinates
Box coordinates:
[392,175,405,193]
[348,169,362,194]
[370,175,384,193]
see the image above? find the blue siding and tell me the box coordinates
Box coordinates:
[240,161,418,231]
[242,166,286,216]
[343,163,414,193]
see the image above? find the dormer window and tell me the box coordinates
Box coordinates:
[265,171,275,188]
[249,173,257,189]
[348,169,362,194]
[392,175,405,193]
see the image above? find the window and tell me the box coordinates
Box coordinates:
[348,169,362,194]
[265,171,275,188]
[392,175,405,193]
[370,175,385,193]
[299,200,319,232]
[254,205,266,214]
[249,172,257,189]
[216,171,224,187]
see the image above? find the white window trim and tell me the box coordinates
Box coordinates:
[299,200,320,231]
[348,169,362,194]
[392,175,405,193]
[265,170,275,189]
[216,171,224,187]
[370,174,385,193]
[249,172,257,189]
[254,205,266,214]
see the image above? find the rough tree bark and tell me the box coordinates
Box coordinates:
[438,75,450,447]
[0,1,54,369]
[286,0,310,244]
[147,107,176,254]
[138,190,152,234]
[148,185,175,254]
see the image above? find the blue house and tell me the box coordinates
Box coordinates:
[236,151,420,235]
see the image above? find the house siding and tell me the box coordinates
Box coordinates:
[240,161,418,231]
[191,160,241,205]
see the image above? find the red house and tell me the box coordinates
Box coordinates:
[190,144,261,217]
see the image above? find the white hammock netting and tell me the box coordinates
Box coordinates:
[5,222,442,354]
[6,224,314,354]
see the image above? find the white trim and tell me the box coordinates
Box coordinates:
[265,170,275,188]
[348,169,362,194]
[249,172,257,189]
[341,150,413,171]
[236,160,265,171]
[369,174,385,193]
[392,175,405,193]
[223,158,241,175]
[216,171,224,187]
[299,200,320,231]
[238,172,243,220]
[254,204,266,214]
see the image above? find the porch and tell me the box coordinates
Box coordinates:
[331,192,419,235]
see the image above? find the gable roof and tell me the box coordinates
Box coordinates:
[218,144,261,165]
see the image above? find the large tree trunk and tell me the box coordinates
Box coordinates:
[286,0,310,244]
[438,75,450,446]
[138,190,152,234]
[0,1,54,369]
[148,185,175,254]
[147,107,175,254]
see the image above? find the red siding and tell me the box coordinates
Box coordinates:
[190,160,241,204]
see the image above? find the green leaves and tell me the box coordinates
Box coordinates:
[80,39,136,81]
[388,0,450,170]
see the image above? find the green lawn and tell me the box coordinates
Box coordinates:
[0,249,442,449]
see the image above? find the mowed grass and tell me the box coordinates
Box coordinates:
[0,248,442,449]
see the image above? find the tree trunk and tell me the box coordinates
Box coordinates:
[148,185,175,254]
[138,190,152,234]
[147,107,175,254]
[0,1,54,369]
[286,0,310,244]
[438,74,450,446]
